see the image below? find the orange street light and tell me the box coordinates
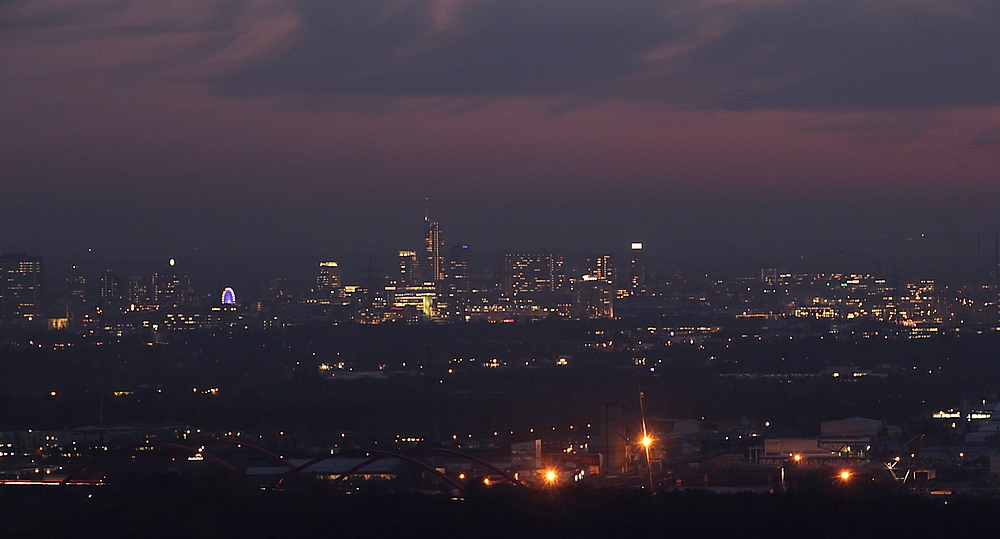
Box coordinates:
[839,470,851,481]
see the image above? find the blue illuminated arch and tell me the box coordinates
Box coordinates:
[222,287,237,305]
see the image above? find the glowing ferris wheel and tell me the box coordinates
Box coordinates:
[221,287,237,305]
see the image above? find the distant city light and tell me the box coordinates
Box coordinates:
[168,258,175,267]
[839,470,851,481]
[630,242,643,250]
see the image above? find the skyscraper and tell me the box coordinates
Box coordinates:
[398,251,418,286]
[424,210,445,284]
[504,253,560,296]
[629,242,645,294]
[447,244,471,294]
[100,271,121,307]
[316,261,341,292]
[67,265,87,319]
[151,260,194,307]
[587,255,614,284]
[125,276,146,309]
[0,254,44,323]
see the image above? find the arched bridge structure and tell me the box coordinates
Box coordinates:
[326,450,468,496]
[272,447,524,491]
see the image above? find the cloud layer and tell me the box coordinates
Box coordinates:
[6,0,999,108]
[2,0,1000,257]
[212,0,1000,110]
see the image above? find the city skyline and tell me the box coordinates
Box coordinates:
[6,0,1000,528]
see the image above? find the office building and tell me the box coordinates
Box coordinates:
[629,242,645,294]
[386,283,437,322]
[66,266,87,319]
[151,269,194,307]
[316,261,341,292]
[424,215,445,283]
[447,245,471,294]
[125,276,146,309]
[585,255,613,284]
[398,251,419,286]
[100,271,122,307]
[504,253,563,296]
[0,254,44,323]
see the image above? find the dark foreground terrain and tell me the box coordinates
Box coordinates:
[4,477,1000,539]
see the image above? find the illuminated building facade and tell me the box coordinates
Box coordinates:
[151,271,194,307]
[504,253,563,296]
[629,242,645,294]
[316,261,341,292]
[0,254,44,323]
[386,284,437,322]
[574,282,615,319]
[437,245,473,321]
[424,217,445,283]
[447,245,471,294]
[585,255,613,284]
[398,251,418,286]
[100,271,122,308]
[125,276,146,309]
[67,266,87,318]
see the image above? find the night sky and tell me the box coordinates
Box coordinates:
[3,0,1000,260]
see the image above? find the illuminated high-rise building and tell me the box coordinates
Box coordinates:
[504,253,562,296]
[100,271,121,307]
[574,282,615,319]
[316,261,341,292]
[440,244,472,321]
[447,245,471,294]
[0,254,44,323]
[424,213,445,283]
[125,276,146,308]
[151,260,194,307]
[586,255,613,284]
[398,251,419,286]
[67,265,87,318]
[629,242,645,294]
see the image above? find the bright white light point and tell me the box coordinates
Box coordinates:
[631,242,643,250]
[169,258,175,267]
